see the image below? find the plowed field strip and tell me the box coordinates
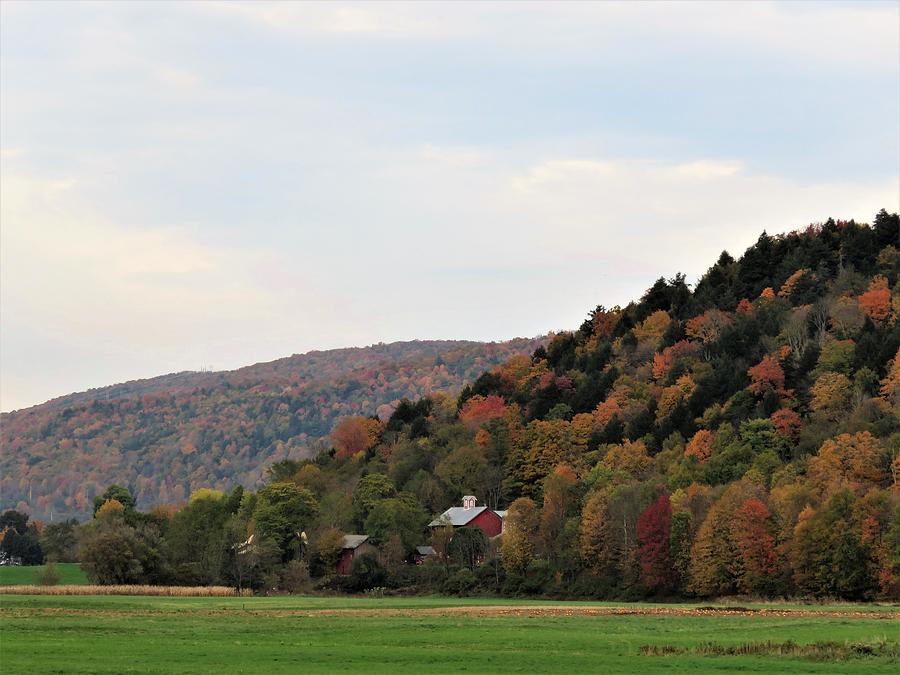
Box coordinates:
[2,604,896,620]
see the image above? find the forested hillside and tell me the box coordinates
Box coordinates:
[5,211,900,601]
[0,339,546,519]
[222,210,895,600]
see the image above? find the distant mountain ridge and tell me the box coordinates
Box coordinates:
[29,341,540,412]
[2,338,547,519]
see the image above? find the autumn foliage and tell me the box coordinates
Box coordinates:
[330,416,384,458]
[4,211,899,602]
[685,309,733,343]
[684,430,713,464]
[636,494,673,590]
[747,356,785,396]
[770,409,801,441]
[858,276,892,324]
[652,340,698,380]
[458,395,508,430]
[732,499,778,593]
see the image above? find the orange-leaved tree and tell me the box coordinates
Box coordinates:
[732,498,779,594]
[808,431,888,496]
[858,276,892,324]
[684,429,714,464]
[748,356,785,397]
[330,416,384,458]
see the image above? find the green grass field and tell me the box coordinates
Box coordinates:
[0,594,897,673]
[0,562,87,586]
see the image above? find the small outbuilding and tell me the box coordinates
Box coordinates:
[413,545,436,565]
[336,534,377,576]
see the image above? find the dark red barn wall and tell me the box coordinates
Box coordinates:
[468,509,502,538]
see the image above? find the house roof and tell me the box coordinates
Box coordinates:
[429,506,489,527]
[416,545,436,556]
[342,534,370,550]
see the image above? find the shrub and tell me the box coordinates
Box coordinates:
[348,553,386,592]
[442,567,476,596]
[281,560,311,594]
[35,562,61,586]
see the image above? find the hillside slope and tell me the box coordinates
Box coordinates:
[6,211,899,601]
[292,210,895,599]
[1,338,546,518]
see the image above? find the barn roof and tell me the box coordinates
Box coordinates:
[416,546,436,556]
[428,506,489,527]
[342,534,370,550]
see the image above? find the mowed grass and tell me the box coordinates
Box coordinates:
[0,563,87,586]
[1,595,897,673]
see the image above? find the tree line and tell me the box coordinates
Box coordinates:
[2,211,898,600]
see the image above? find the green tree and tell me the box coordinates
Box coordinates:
[40,519,79,563]
[253,483,319,562]
[92,485,136,516]
[435,446,489,499]
[669,510,692,591]
[351,474,397,527]
[0,526,43,565]
[79,517,164,585]
[166,491,230,584]
[348,553,387,591]
[792,490,875,599]
[363,496,427,552]
[225,515,280,592]
[449,527,489,570]
[0,510,44,565]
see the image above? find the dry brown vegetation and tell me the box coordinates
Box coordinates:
[640,640,899,661]
[0,584,251,597]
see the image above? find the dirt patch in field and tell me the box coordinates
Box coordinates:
[296,605,898,621]
[3,605,896,621]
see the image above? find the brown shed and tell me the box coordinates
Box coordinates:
[336,534,377,576]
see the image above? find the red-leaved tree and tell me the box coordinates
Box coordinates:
[636,494,673,591]
[732,498,778,594]
[459,395,508,430]
[748,356,785,396]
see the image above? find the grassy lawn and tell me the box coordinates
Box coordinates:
[0,595,896,673]
[0,562,87,586]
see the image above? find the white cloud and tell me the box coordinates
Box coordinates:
[0,0,896,410]
[0,172,265,340]
[504,157,899,277]
[204,1,440,36]
[200,1,899,69]
[420,144,489,167]
[153,66,200,88]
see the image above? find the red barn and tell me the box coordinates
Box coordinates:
[428,496,503,539]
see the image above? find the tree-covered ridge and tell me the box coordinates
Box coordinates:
[281,210,896,600]
[5,211,900,602]
[1,338,546,519]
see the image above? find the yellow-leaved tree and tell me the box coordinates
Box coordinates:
[501,497,538,576]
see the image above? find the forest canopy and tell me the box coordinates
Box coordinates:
[2,211,899,601]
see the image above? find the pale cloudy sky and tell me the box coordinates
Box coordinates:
[1,1,898,411]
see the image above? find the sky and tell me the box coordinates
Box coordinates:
[1,1,899,412]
